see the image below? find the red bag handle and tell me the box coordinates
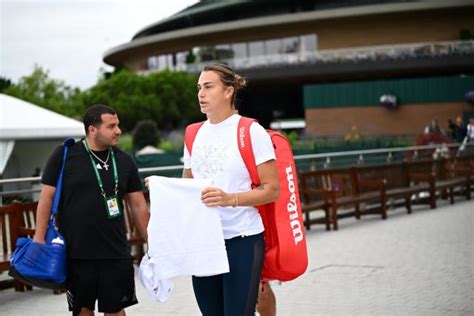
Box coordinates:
[237,117,260,188]
[184,121,205,155]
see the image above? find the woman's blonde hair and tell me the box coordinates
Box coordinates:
[203,63,246,107]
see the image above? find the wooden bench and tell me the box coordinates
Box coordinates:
[408,159,471,206]
[300,167,386,230]
[10,201,39,292]
[0,202,35,291]
[299,172,330,231]
[355,162,435,214]
[0,203,17,290]
[444,156,474,190]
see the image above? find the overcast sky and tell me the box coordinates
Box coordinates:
[0,0,199,90]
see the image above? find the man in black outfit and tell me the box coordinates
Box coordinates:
[34,104,149,316]
[448,116,467,143]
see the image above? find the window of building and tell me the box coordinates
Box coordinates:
[231,42,247,59]
[215,44,234,60]
[176,51,187,66]
[157,54,173,70]
[147,56,158,70]
[302,34,317,51]
[146,33,319,71]
[265,38,282,55]
[249,41,265,57]
[281,36,299,54]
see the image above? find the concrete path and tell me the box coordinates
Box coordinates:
[1,199,473,315]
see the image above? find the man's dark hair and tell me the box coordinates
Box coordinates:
[83,104,116,134]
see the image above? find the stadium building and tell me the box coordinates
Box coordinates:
[104,0,474,136]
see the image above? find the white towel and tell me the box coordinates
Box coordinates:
[143,176,229,302]
[139,254,174,303]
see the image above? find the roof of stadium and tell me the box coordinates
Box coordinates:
[103,0,473,67]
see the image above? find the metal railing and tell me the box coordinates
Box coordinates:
[142,40,474,74]
[294,142,472,172]
[1,142,472,201]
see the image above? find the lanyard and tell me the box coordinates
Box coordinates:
[83,140,119,198]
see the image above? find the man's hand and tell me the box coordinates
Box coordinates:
[32,236,46,245]
[126,192,150,242]
[33,184,56,246]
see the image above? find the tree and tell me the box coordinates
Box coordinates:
[82,69,201,133]
[3,65,84,117]
[0,76,12,92]
[3,66,202,134]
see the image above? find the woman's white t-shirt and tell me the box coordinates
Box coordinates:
[183,114,276,239]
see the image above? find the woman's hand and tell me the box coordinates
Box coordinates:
[202,187,234,207]
[144,177,149,189]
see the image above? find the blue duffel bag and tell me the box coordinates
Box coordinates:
[9,221,66,289]
[9,138,73,290]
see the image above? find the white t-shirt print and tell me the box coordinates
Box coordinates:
[183,114,276,239]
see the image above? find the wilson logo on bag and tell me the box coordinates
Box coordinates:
[185,117,308,281]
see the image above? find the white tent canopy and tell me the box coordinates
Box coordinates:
[0,93,85,140]
[0,93,85,175]
[0,141,14,175]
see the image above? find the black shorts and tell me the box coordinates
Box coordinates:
[66,259,138,314]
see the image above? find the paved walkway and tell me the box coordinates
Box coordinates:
[1,199,473,315]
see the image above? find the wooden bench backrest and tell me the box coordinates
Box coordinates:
[444,156,474,177]
[409,158,464,181]
[451,156,473,169]
[300,168,355,199]
[356,162,409,190]
[299,170,327,204]
[0,204,18,260]
[12,201,38,238]
[407,159,435,177]
[330,169,357,196]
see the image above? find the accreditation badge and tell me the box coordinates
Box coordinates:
[105,195,121,218]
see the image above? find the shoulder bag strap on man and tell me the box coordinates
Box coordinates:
[50,138,75,221]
